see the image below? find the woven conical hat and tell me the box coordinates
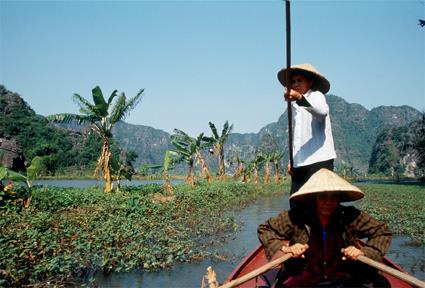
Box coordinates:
[289,169,364,202]
[277,63,330,94]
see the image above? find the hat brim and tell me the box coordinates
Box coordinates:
[289,188,365,203]
[277,67,330,94]
[289,168,365,203]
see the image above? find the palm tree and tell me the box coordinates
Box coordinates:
[171,129,208,187]
[47,86,143,192]
[205,121,233,179]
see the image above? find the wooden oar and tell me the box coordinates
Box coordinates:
[358,255,425,288]
[217,253,292,288]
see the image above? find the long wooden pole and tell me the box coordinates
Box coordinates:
[358,256,425,288]
[285,0,294,169]
[218,254,292,288]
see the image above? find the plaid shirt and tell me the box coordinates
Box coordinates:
[258,205,391,265]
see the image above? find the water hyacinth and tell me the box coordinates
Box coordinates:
[0,180,287,286]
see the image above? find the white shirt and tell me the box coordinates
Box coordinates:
[291,90,336,168]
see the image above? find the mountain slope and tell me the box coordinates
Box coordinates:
[2,86,422,176]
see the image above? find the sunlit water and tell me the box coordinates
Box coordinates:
[92,194,425,288]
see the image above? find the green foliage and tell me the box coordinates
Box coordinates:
[205,121,233,176]
[138,164,163,176]
[414,113,425,180]
[47,86,144,192]
[1,87,100,175]
[0,181,288,286]
[357,183,425,243]
[0,166,30,208]
[369,118,422,178]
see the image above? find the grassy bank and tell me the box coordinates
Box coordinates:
[0,180,289,287]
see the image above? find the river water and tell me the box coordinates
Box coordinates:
[91,194,425,288]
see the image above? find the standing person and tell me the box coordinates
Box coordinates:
[258,168,392,287]
[277,64,336,195]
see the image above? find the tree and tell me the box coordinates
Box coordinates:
[205,121,233,179]
[162,150,179,194]
[47,86,143,192]
[258,152,276,184]
[270,151,284,183]
[230,151,246,182]
[110,150,138,192]
[0,156,43,208]
[414,112,425,181]
[246,154,265,185]
[171,129,211,187]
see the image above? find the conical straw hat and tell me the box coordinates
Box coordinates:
[277,63,330,94]
[289,169,364,202]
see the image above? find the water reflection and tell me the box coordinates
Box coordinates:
[94,194,424,287]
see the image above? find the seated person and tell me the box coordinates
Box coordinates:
[258,168,392,287]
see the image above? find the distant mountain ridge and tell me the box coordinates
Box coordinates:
[1,86,422,175]
[109,94,421,173]
[223,95,421,173]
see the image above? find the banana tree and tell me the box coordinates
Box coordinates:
[231,152,245,182]
[0,156,43,208]
[251,154,265,185]
[47,86,143,193]
[163,150,179,195]
[110,150,138,192]
[171,129,211,187]
[244,162,253,183]
[205,121,233,180]
[270,151,284,184]
[260,152,274,184]
[194,139,212,183]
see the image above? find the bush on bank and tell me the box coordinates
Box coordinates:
[0,180,289,286]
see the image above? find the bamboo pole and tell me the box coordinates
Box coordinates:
[217,254,292,288]
[285,0,294,170]
[358,256,425,288]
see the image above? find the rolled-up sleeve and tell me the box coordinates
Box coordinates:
[258,211,294,260]
[304,91,329,121]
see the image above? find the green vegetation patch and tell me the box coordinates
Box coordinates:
[0,181,288,286]
[357,183,425,244]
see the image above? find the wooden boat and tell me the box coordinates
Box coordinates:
[224,244,414,288]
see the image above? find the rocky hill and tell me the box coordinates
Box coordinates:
[1,86,422,175]
[223,95,421,174]
[369,117,424,178]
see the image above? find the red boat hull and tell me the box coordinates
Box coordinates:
[224,244,413,288]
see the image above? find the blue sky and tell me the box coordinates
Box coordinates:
[1,0,424,136]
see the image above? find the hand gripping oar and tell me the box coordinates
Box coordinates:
[357,255,425,288]
[285,0,294,171]
[216,253,292,288]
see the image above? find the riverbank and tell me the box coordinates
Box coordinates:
[0,180,289,287]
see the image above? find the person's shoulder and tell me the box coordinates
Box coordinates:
[288,206,314,224]
[309,90,326,98]
[337,205,361,223]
